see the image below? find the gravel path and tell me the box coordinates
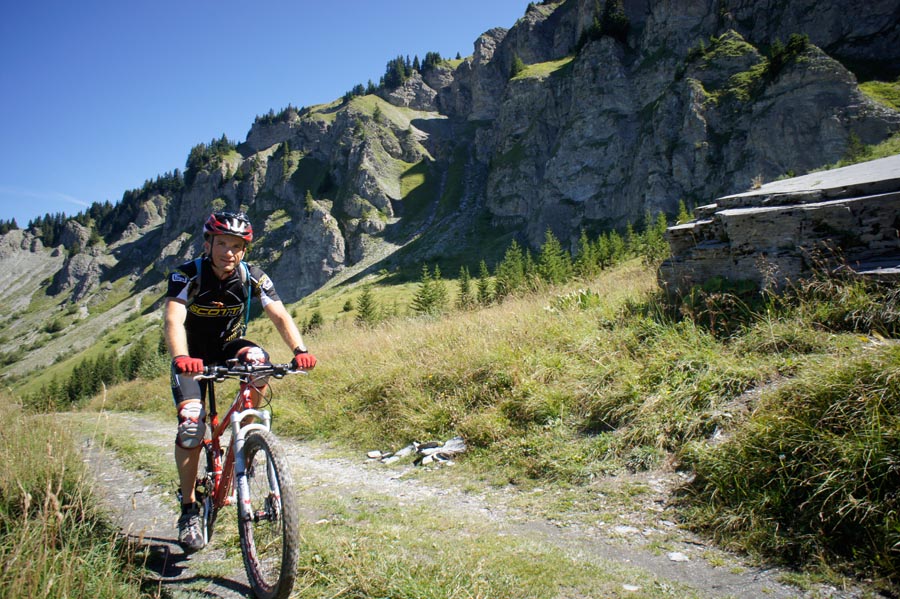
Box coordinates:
[77,411,867,599]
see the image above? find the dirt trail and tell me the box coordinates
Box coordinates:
[79,411,864,599]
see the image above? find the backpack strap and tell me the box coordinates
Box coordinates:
[185,257,204,306]
[239,261,251,333]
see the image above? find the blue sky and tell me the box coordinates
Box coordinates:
[0,0,528,227]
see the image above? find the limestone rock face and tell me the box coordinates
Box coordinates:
[6,0,900,312]
[381,72,438,111]
[267,204,346,300]
[49,246,119,302]
[439,28,509,119]
[722,0,900,76]
[477,0,900,249]
[59,221,93,252]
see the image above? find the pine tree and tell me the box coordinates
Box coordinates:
[355,285,379,326]
[476,260,492,305]
[537,229,572,285]
[574,229,600,278]
[456,265,474,309]
[495,240,526,299]
[432,265,450,314]
[510,54,526,78]
[411,264,437,315]
[523,249,539,290]
[596,232,612,269]
[625,221,639,256]
[608,229,626,263]
[676,199,692,224]
[643,211,670,263]
[281,141,292,181]
[304,310,324,334]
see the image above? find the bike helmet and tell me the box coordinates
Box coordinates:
[203,211,253,243]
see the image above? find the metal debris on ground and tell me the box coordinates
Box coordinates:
[367,436,467,466]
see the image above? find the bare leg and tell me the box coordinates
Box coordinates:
[175,444,202,504]
[174,398,206,504]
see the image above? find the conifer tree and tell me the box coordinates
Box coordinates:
[523,248,539,290]
[510,54,526,78]
[411,264,437,315]
[355,285,379,326]
[643,211,670,262]
[574,229,600,278]
[537,228,572,284]
[596,232,612,269]
[304,310,323,334]
[476,260,492,305]
[625,221,638,256]
[495,240,526,299]
[456,265,474,310]
[676,199,692,224]
[608,229,626,263]
[432,265,450,313]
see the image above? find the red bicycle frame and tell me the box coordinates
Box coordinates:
[202,379,270,511]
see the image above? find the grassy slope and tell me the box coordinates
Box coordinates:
[87,258,900,590]
[0,401,146,598]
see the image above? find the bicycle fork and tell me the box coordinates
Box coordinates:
[230,388,274,522]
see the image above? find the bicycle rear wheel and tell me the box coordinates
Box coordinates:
[237,430,299,599]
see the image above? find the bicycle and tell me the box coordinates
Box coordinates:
[187,361,303,599]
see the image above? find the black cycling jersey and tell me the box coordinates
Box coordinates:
[166,256,281,362]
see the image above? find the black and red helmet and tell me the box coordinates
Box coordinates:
[203,211,253,243]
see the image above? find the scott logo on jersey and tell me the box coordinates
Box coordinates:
[189,304,243,317]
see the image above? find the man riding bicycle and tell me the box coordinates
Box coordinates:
[164,210,316,553]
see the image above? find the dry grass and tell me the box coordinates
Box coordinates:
[0,398,146,598]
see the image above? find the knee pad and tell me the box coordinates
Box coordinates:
[176,401,207,449]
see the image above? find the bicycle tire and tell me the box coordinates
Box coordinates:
[198,443,219,544]
[237,430,299,599]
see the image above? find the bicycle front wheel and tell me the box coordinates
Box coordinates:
[237,430,299,599]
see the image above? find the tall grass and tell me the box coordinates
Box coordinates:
[0,398,146,599]
[677,273,900,586]
[84,257,900,587]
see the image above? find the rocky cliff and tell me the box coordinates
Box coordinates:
[1,0,899,378]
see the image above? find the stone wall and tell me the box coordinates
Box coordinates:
[659,154,900,293]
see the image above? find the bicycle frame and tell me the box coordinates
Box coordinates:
[188,362,303,599]
[198,365,287,521]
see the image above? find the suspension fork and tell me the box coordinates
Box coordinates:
[231,379,273,520]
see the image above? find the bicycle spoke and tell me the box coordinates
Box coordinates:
[238,431,299,599]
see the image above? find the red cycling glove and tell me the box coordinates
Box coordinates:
[291,350,317,370]
[173,355,204,374]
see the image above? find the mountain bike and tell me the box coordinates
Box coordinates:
[189,361,303,599]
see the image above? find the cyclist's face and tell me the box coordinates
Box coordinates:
[207,235,246,276]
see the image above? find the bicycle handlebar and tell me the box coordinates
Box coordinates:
[194,362,307,381]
